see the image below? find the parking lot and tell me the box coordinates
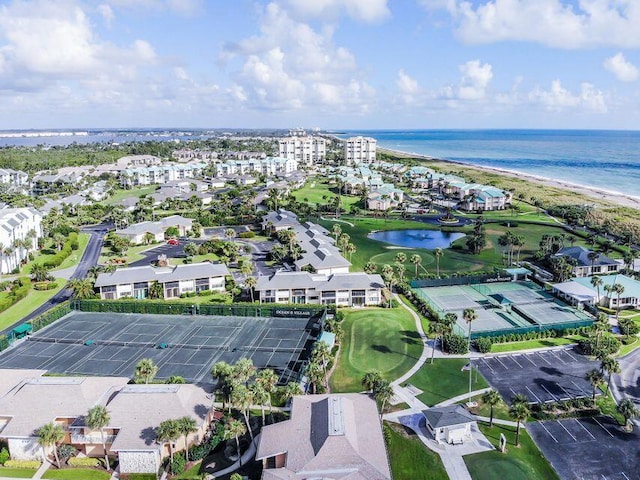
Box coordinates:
[474,349,601,404]
[528,416,640,480]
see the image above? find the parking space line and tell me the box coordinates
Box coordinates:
[574,419,596,440]
[563,349,579,361]
[571,380,588,397]
[536,352,552,365]
[481,358,495,373]
[557,420,577,441]
[550,350,567,364]
[621,472,630,480]
[557,383,574,400]
[593,417,615,438]
[525,386,542,403]
[495,356,509,369]
[510,355,524,368]
[537,421,558,443]
[524,354,538,366]
[540,383,558,401]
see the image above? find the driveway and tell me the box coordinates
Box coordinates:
[612,347,640,411]
[129,239,206,267]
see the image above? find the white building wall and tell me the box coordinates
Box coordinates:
[0,208,43,274]
[345,137,376,165]
[8,437,44,461]
[118,450,161,474]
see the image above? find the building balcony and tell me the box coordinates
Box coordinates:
[70,433,117,444]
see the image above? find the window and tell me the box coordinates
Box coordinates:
[196,278,210,293]
[165,281,179,298]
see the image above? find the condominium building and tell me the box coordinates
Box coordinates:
[120,162,206,188]
[94,262,230,300]
[214,157,297,177]
[0,208,42,274]
[344,136,376,165]
[278,136,326,165]
[0,168,28,188]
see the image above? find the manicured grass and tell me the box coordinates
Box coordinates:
[104,186,158,205]
[292,178,362,210]
[489,337,578,353]
[0,467,38,478]
[0,277,65,330]
[596,390,626,426]
[98,243,158,265]
[43,468,111,480]
[617,336,640,357]
[174,461,202,479]
[397,294,430,338]
[403,358,488,406]
[465,423,559,480]
[466,393,512,422]
[19,233,91,275]
[384,422,448,480]
[329,306,423,393]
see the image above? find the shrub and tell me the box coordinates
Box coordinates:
[0,447,9,465]
[578,335,621,356]
[3,460,41,469]
[33,281,58,291]
[171,452,186,475]
[442,333,468,354]
[188,443,209,461]
[474,336,493,353]
[238,231,255,238]
[57,444,76,462]
[68,457,101,467]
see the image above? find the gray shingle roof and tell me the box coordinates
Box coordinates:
[556,246,621,267]
[422,405,476,428]
[95,262,229,287]
[256,271,384,291]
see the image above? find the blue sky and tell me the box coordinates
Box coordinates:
[1,0,640,130]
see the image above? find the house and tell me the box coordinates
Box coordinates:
[114,215,193,244]
[0,370,215,475]
[31,171,85,195]
[555,246,623,278]
[94,261,230,299]
[573,274,640,309]
[261,209,299,233]
[256,271,384,306]
[0,208,43,274]
[549,280,599,307]
[256,393,391,480]
[422,405,477,445]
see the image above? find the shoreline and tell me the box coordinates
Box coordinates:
[376,146,640,210]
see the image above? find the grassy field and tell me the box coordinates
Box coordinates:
[292,178,362,210]
[384,422,448,480]
[466,393,512,421]
[465,423,559,480]
[0,467,38,478]
[329,306,423,392]
[0,278,65,330]
[42,469,111,480]
[19,233,91,275]
[98,243,158,265]
[402,358,488,406]
[104,186,158,205]
[489,337,579,353]
[174,461,202,479]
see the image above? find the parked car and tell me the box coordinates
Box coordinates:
[167,239,179,245]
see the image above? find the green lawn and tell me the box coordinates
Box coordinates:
[465,423,559,480]
[489,337,579,353]
[465,393,512,422]
[19,233,90,275]
[174,461,202,479]
[329,306,423,392]
[0,278,65,330]
[42,468,111,480]
[104,186,158,205]
[617,336,640,357]
[385,422,448,480]
[292,178,362,210]
[403,358,488,406]
[0,467,38,478]
[98,243,158,265]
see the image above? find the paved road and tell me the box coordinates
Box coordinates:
[0,224,107,336]
[612,348,640,410]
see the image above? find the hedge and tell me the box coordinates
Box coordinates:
[33,281,58,291]
[0,278,31,314]
[68,457,101,467]
[442,333,468,354]
[3,460,41,469]
[43,233,78,269]
[238,231,255,238]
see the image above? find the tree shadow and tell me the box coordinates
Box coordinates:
[372,344,392,354]
[540,366,564,377]
[400,330,421,339]
[139,426,156,446]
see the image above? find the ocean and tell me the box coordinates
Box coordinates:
[333,129,640,198]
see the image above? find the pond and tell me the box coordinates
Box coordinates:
[368,229,465,249]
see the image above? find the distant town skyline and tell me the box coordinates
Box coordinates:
[2,0,640,130]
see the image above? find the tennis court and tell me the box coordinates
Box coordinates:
[0,311,315,384]
[414,281,592,337]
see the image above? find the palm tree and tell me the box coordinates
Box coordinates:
[281,381,303,405]
[68,278,95,299]
[482,390,501,427]
[332,224,342,242]
[364,261,378,274]
[591,276,603,304]
[346,242,357,262]
[617,399,639,431]
[601,356,620,394]
[211,361,234,412]
[613,283,625,321]
[30,263,51,283]
[311,341,332,389]
[586,369,604,400]
[36,422,65,468]
[156,419,180,468]
[230,384,255,442]
[222,419,246,466]
[434,248,443,277]
[410,254,422,277]
[395,252,407,264]
[143,232,156,245]
[255,369,278,423]
[245,276,257,302]
[231,358,256,387]
[362,370,383,392]
[305,360,324,394]
[463,308,478,401]
[251,384,269,425]
[374,380,394,419]
[86,405,111,470]
[587,251,600,275]
[148,280,164,299]
[177,416,197,462]
[429,321,445,364]
[134,358,158,384]
[508,400,530,447]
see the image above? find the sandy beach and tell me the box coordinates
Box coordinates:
[378,146,640,210]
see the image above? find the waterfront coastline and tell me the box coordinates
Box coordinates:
[378,146,640,210]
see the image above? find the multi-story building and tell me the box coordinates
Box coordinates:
[120,163,206,188]
[214,157,297,177]
[0,168,28,189]
[278,136,326,165]
[0,207,42,274]
[94,262,229,300]
[554,246,623,278]
[344,136,376,165]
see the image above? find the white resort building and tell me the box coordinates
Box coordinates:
[344,136,377,165]
[278,136,326,165]
[0,207,43,274]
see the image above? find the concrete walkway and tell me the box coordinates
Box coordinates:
[392,294,430,386]
[435,387,492,407]
[31,461,50,480]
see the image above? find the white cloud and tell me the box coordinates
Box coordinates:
[105,0,203,16]
[97,4,115,25]
[529,80,607,112]
[397,69,419,95]
[283,0,390,23]
[222,2,375,112]
[458,60,493,100]
[432,0,640,49]
[604,52,639,82]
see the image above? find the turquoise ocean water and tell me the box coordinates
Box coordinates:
[333,130,640,198]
